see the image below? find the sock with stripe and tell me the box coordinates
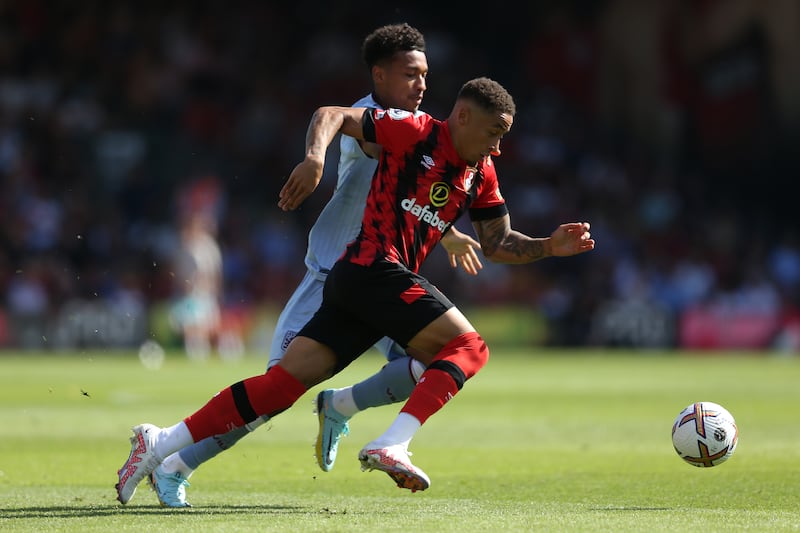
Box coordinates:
[183,365,306,442]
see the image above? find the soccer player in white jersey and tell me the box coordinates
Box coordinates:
[143,23,482,508]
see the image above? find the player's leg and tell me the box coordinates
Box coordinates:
[116,335,338,505]
[149,271,324,506]
[309,259,475,490]
[315,339,425,471]
[340,265,487,491]
[332,339,426,414]
[359,307,485,491]
[148,422,262,507]
[116,279,379,506]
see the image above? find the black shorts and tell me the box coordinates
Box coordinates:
[298,259,454,373]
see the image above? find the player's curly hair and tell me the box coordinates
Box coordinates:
[362,23,425,68]
[458,77,516,116]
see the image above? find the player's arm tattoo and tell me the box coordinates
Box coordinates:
[473,215,549,264]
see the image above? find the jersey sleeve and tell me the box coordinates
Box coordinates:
[469,156,508,220]
[362,108,429,153]
[361,108,377,143]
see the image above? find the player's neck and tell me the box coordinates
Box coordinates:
[372,92,388,110]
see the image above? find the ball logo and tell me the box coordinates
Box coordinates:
[429,182,450,207]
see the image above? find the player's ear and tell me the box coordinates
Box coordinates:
[371,65,385,84]
[458,103,472,126]
[462,105,475,126]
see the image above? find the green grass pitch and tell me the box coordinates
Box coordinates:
[1,348,798,532]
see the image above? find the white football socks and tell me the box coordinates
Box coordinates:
[370,412,420,449]
[331,387,360,417]
[155,421,194,461]
[159,451,193,478]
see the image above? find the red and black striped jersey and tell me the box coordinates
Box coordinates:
[340,107,508,273]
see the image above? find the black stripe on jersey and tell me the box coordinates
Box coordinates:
[394,123,443,269]
[362,108,377,143]
[469,203,509,221]
[465,166,485,206]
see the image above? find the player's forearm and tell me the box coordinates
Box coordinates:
[484,231,552,264]
[474,217,552,264]
[304,107,346,165]
[304,106,365,164]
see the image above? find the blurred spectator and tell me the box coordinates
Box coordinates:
[168,178,242,360]
[595,0,684,161]
[169,210,222,360]
[0,1,797,351]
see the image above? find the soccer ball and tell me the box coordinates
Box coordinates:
[671,401,738,467]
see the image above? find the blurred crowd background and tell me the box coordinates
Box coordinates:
[1,0,799,353]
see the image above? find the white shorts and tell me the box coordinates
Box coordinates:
[267,269,406,370]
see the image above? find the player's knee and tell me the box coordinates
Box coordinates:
[454,331,489,379]
[430,332,489,388]
[427,359,466,389]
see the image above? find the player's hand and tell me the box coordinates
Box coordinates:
[549,222,595,257]
[278,158,324,211]
[440,227,483,275]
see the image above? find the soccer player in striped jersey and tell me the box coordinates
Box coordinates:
[142,23,482,507]
[116,76,594,502]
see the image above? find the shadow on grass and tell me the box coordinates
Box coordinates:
[0,503,332,519]
[590,506,672,511]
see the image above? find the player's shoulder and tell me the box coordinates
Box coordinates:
[354,94,429,120]
[341,94,377,155]
[351,93,426,114]
[352,94,377,109]
[373,108,431,126]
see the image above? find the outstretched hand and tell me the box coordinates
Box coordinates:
[549,222,595,257]
[440,227,483,276]
[278,158,324,211]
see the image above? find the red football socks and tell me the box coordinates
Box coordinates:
[183,365,307,441]
[400,332,488,425]
[400,367,459,425]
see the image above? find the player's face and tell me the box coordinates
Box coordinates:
[459,106,513,165]
[375,50,428,112]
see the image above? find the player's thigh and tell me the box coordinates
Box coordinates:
[298,301,383,374]
[326,260,472,363]
[405,307,476,365]
[277,335,339,387]
[268,270,324,369]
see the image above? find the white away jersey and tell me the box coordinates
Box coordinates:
[304,94,422,278]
